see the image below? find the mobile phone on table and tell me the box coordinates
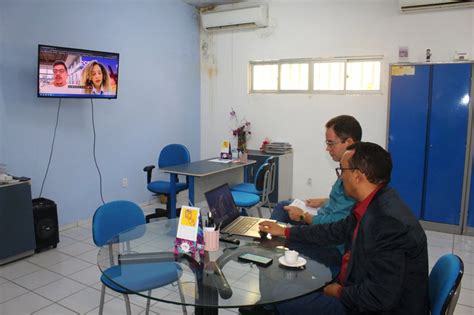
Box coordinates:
[238,253,273,267]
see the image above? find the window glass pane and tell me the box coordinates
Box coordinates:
[252,64,278,90]
[313,62,344,90]
[346,61,381,91]
[280,63,308,90]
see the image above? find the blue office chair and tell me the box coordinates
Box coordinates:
[429,254,464,315]
[231,156,276,212]
[144,144,190,223]
[92,200,185,315]
[231,163,272,217]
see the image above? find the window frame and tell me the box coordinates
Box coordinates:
[249,56,383,94]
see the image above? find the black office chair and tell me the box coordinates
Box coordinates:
[143,144,190,223]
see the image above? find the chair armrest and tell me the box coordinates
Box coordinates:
[143,165,155,184]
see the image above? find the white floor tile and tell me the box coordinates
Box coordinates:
[76,248,99,264]
[35,277,87,302]
[461,273,474,291]
[57,241,96,256]
[60,227,92,241]
[464,261,474,276]
[0,281,29,303]
[455,250,474,264]
[46,256,92,276]
[458,287,474,308]
[33,303,79,315]
[12,268,63,290]
[0,260,41,280]
[147,294,193,315]
[68,264,102,286]
[26,250,72,268]
[454,239,474,253]
[86,297,144,315]
[56,235,79,249]
[58,287,114,314]
[81,237,97,247]
[91,281,122,297]
[454,304,474,315]
[0,292,52,315]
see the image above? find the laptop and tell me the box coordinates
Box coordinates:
[204,183,275,238]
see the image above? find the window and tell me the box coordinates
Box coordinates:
[346,60,381,91]
[280,63,309,90]
[313,62,345,91]
[250,56,382,94]
[252,64,278,91]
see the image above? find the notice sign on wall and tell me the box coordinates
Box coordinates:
[391,66,415,76]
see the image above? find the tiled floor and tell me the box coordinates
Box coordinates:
[1,203,474,314]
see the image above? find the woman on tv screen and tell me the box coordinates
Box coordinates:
[81,60,112,95]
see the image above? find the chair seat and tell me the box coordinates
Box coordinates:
[232,191,260,207]
[231,183,261,195]
[101,262,182,293]
[147,181,187,194]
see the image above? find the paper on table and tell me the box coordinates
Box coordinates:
[289,198,319,215]
[208,158,232,164]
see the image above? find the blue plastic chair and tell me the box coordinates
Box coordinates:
[231,156,276,212]
[429,254,464,315]
[92,200,184,315]
[144,144,190,222]
[231,163,272,217]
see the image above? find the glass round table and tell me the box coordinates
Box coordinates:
[97,219,341,314]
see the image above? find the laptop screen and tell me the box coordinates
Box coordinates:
[204,184,240,228]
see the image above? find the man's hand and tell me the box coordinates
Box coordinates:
[258,221,286,236]
[283,206,304,221]
[305,198,327,208]
[323,283,342,298]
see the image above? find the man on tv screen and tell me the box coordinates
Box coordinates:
[40,61,70,93]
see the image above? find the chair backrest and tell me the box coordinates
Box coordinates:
[92,200,146,247]
[429,254,464,315]
[264,156,276,194]
[158,144,191,168]
[255,162,271,193]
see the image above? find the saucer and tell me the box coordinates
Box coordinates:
[278,256,307,268]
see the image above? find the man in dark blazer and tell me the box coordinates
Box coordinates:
[259,142,429,314]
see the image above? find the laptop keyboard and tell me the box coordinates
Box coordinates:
[226,217,261,234]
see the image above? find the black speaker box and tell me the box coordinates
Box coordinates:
[32,198,59,252]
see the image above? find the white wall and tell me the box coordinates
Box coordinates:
[200,0,474,199]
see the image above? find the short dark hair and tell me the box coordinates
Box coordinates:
[346,142,392,185]
[52,61,67,72]
[325,115,362,142]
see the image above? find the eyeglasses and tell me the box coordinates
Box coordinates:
[325,139,345,147]
[53,69,66,74]
[335,167,358,177]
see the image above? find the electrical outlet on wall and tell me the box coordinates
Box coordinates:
[122,178,128,188]
[306,178,312,186]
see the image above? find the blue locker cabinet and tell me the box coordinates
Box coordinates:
[388,63,472,227]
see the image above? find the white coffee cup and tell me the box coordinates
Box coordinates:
[284,250,299,264]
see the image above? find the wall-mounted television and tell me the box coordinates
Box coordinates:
[38,45,120,99]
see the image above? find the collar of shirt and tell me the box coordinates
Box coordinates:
[352,184,384,222]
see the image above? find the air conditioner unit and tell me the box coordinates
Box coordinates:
[201,4,268,31]
[400,0,474,13]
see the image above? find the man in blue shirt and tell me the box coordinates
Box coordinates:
[270,115,361,226]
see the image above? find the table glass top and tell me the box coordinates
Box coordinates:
[97,219,341,308]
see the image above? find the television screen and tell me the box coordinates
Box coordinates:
[38,45,119,99]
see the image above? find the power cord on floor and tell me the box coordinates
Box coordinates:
[39,98,61,198]
[91,99,105,205]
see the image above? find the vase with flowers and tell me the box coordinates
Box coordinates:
[230,108,251,160]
